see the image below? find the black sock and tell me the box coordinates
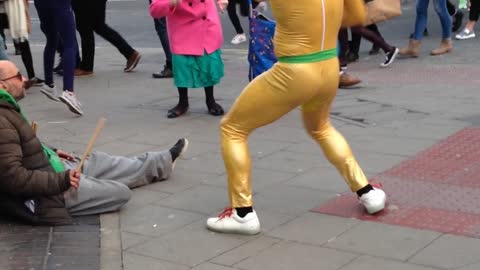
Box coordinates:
[235,207,253,218]
[204,86,215,106]
[356,184,374,197]
[178,87,189,107]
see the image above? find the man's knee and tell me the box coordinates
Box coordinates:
[112,185,132,209]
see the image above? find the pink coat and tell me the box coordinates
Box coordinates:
[150,0,224,56]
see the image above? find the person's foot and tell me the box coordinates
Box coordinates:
[380,47,399,68]
[59,91,84,115]
[124,51,141,72]
[339,72,361,88]
[455,28,476,40]
[231,33,247,45]
[169,138,189,168]
[167,103,189,118]
[28,77,44,87]
[74,68,94,77]
[346,51,359,63]
[452,11,464,32]
[207,102,224,116]
[40,83,60,102]
[359,187,386,214]
[54,63,63,75]
[152,65,173,78]
[206,208,261,235]
[256,1,268,12]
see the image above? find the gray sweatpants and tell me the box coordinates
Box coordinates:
[63,150,172,216]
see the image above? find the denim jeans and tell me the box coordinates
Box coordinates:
[413,0,452,40]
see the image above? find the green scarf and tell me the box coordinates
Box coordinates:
[0,89,65,172]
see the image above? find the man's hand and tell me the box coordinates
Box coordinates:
[56,149,75,162]
[218,0,228,13]
[69,170,80,189]
[170,0,182,6]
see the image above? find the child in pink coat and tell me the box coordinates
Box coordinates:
[150,0,228,118]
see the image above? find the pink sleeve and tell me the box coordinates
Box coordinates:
[150,0,175,18]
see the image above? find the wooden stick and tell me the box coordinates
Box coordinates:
[31,121,38,135]
[76,117,106,172]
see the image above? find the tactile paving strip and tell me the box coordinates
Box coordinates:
[312,127,480,238]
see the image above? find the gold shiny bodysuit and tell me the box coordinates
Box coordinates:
[221,0,369,207]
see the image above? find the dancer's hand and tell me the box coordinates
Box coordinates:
[69,170,80,190]
[170,0,182,6]
[218,0,228,13]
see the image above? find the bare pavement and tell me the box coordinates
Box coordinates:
[1,1,480,269]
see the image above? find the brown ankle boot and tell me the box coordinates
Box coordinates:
[399,39,421,57]
[431,39,453,56]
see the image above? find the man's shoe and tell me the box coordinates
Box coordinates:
[59,91,84,115]
[74,68,94,77]
[346,51,359,63]
[28,77,44,87]
[380,47,399,68]
[40,83,60,102]
[124,51,141,72]
[339,72,361,88]
[359,188,386,214]
[207,208,261,235]
[170,138,189,168]
[152,65,173,78]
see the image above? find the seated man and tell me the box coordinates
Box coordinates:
[0,60,188,225]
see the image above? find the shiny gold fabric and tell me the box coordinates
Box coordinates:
[221,0,369,208]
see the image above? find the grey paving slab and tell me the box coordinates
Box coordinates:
[286,166,353,193]
[155,184,229,215]
[121,232,151,251]
[148,170,218,194]
[120,204,203,238]
[191,262,240,270]
[123,252,189,270]
[210,236,280,266]
[124,188,171,209]
[252,210,296,232]
[267,213,359,246]
[408,234,480,270]
[254,185,335,216]
[253,150,326,174]
[128,221,248,267]
[234,241,358,270]
[339,255,439,270]
[325,221,441,261]
[457,261,480,270]
[174,152,226,175]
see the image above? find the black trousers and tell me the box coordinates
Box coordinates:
[72,0,134,71]
[227,0,258,34]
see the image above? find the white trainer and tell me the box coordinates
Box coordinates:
[359,188,386,214]
[59,91,84,115]
[207,208,261,235]
[256,2,268,12]
[231,33,247,45]
[40,83,60,102]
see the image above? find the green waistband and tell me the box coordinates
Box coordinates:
[277,48,337,63]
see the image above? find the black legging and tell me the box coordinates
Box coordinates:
[469,0,480,21]
[350,24,383,54]
[227,0,258,34]
[17,40,36,79]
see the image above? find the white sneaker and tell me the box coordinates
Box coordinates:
[231,34,247,45]
[359,188,386,214]
[455,28,476,40]
[59,91,84,115]
[40,83,60,102]
[207,208,261,235]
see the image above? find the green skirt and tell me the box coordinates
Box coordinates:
[172,50,224,88]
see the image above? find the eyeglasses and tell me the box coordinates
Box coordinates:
[1,71,22,81]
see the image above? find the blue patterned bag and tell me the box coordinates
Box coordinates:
[248,2,277,81]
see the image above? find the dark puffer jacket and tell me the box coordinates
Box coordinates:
[0,99,72,225]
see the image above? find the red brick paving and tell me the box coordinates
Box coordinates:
[312,127,480,238]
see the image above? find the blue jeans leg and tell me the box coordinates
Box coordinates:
[434,0,452,39]
[413,0,430,40]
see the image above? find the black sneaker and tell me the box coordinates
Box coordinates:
[152,65,173,79]
[54,63,63,75]
[409,28,429,39]
[28,77,44,87]
[452,11,464,32]
[380,47,399,68]
[346,51,359,63]
[169,138,189,167]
